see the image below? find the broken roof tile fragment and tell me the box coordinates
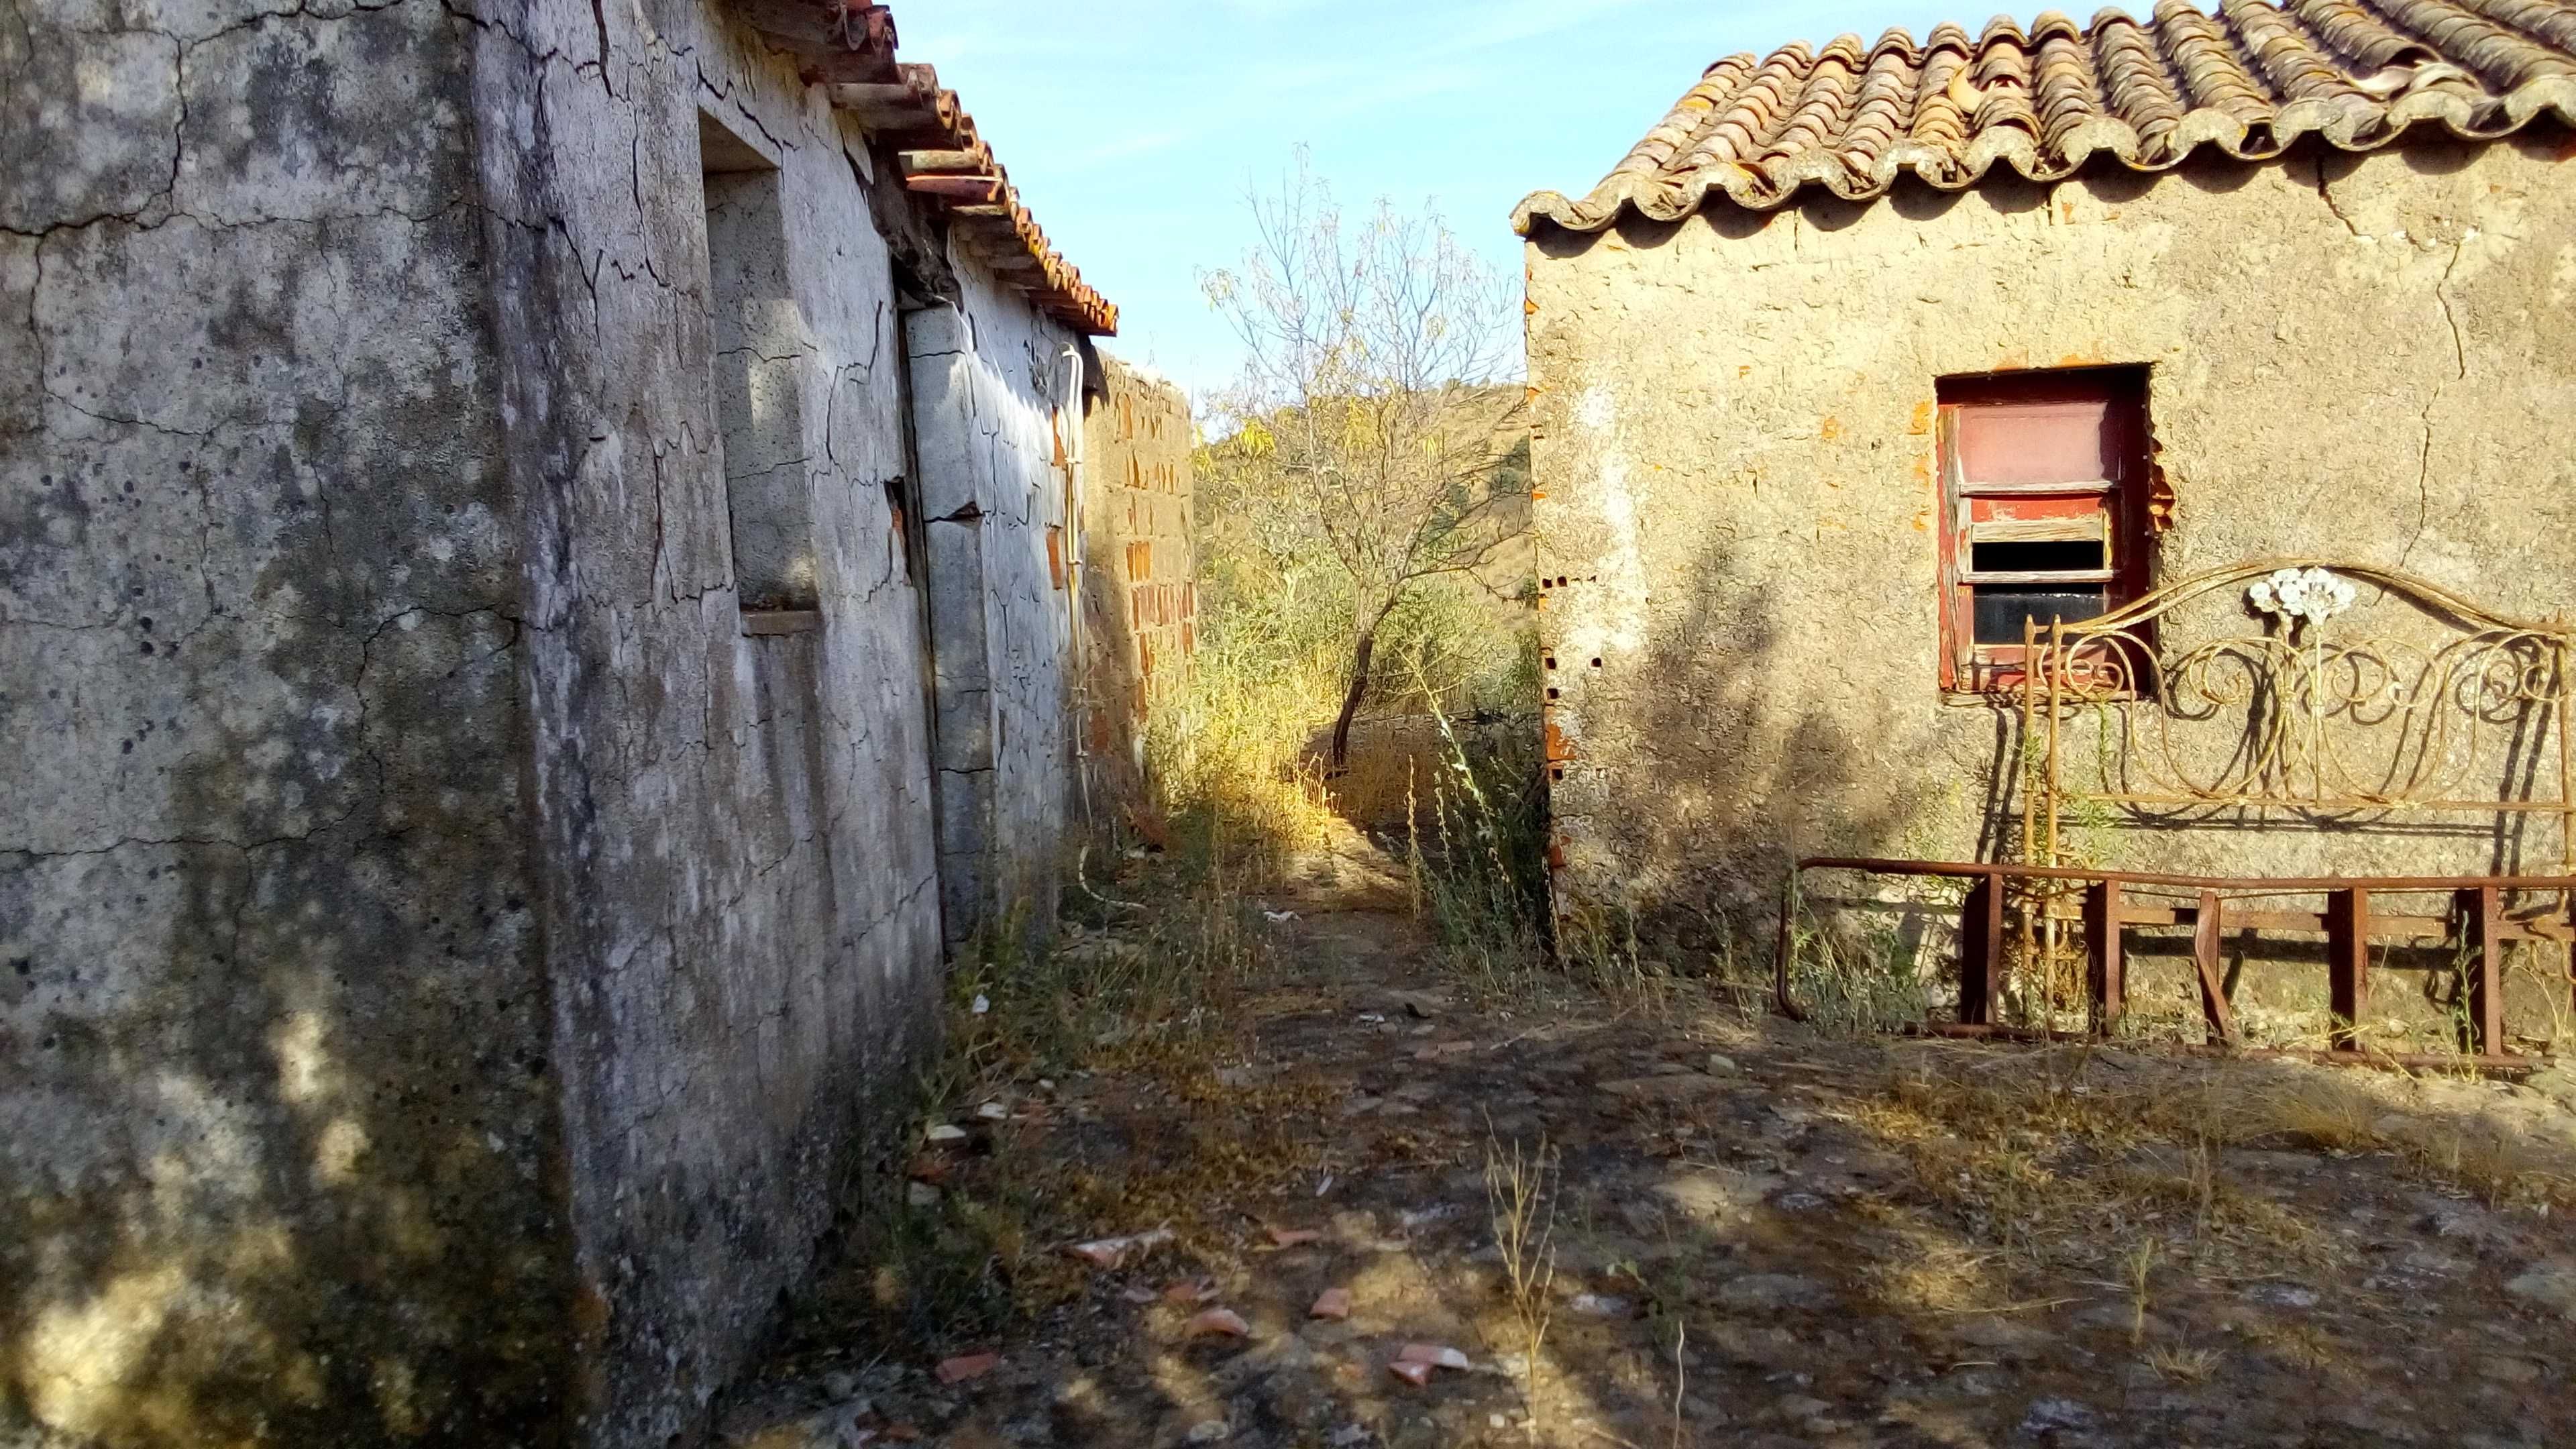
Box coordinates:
[1514,0,2576,233]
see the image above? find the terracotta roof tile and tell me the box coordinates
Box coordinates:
[1514,0,2576,233]
[723,1,1116,333]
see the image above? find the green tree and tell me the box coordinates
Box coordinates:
[1200,153,1525,768]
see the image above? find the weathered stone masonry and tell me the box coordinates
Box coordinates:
[0,0,1151,1444]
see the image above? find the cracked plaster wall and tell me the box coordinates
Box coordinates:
[3,0,575,1443]
[460,0,982,1439]
[2,0,1073,1438]
[908,276,1081,947]
[1527,135,2576,945]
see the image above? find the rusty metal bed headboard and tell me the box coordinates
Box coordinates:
[2017,559,2576,871]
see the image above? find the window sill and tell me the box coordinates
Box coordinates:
[741,608,823,637]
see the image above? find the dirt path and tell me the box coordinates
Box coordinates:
[722,833,2576,1449]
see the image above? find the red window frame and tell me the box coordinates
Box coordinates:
[1936,369,2152,694]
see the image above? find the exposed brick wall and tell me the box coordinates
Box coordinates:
[1077,353,1195,840]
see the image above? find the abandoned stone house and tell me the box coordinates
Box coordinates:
[1,1,1187,1444]
[1517,3,2576,994]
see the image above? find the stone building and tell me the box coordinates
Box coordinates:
[1,2,1179,1444]
[1516,5,2576,947]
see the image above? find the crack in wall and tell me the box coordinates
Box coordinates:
[2315,153,2363,239]
[2401,239,2469,570]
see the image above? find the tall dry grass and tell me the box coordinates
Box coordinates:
[1142,627,1343,883]
[1407,710,1551,984]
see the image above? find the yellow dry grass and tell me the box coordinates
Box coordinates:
[1860,1241,2006,1315]
[2143,1342,2222,1383]
[1849,1045,2576,1289]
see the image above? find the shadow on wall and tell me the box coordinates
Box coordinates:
[1074,515,1152,850]
[1559,532,1967,963]
[1,512,572,1444]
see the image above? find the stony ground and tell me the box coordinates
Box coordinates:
[720,837,2576,1449]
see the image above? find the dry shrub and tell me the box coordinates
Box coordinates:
[1144,639,1341,883]
[2144,1343,2221,1383]
[1862,1240,2004,1314]
[1409,713,1550,987]
[2219,1072,2382,1153]
[1326,716,1443,830]
[1483,1132,1559,1431]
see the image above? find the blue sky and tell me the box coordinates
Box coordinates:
[901,0,1964,397]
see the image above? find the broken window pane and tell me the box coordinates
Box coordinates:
[1971,539,2106,575]
[1973,588,2106,644]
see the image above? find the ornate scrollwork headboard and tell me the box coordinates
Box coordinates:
[2019,560,2576,867]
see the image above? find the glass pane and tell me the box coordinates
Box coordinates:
[1971,539,2104,574]
[1973,587,2106,644]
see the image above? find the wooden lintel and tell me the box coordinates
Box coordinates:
[827,82,919,109]
[794,50,898,87]
[906,174,1002,202]
[898,148,984,174]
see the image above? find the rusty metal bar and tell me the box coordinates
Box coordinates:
[2019,614,2037,869]
[1794,857,2576,894]
[2191,889,2237,1044]
[1960,869,2004,1026]
[2069,903,2516,940]
[1772,874,1806,1022]
[2057,793,2576,814]
[2460,884,2504,1055]
[2086,879,2123,1037]
[1910,1024,2540,1075]
[1778,857,2568,1068]
[2326,888,2370,1051]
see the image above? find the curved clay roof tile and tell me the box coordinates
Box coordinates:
[2290,0,2443,70]
[2093,15,2190,148]
[2033,28,2108,143]
[1870,25,1925,60]
[1820,31,1872,63]
[2224,0,2371,103]
[2155,2,2278,116]
[1908,44,1976,150]
[2453,0,2576,52]
[1511,0,2576,233]
[2029,9,2086,41]
[1832,46,1925,160]
[1972,30,2033,84]
[2366,0,2576,89]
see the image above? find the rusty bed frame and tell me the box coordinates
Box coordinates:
[1775,560,2576,1068]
